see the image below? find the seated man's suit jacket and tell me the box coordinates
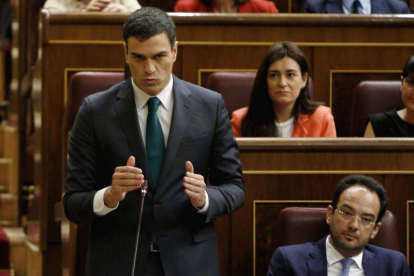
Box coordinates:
[64,75,245,276]
[302,0,411,13]
[267,236,410,276]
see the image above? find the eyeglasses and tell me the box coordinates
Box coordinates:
[336,209,376,227]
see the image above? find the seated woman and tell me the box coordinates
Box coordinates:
[174,0,278,13]
[231,42,336,137]
[364,55,414,137]
[44,0,140,12]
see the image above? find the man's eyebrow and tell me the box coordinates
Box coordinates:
[339,204,354,211]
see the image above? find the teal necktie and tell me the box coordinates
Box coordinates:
[146,97,165,190]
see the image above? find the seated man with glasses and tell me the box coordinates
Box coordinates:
[267,175,410,276]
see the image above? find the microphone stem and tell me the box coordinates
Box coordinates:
[131,180,148,276]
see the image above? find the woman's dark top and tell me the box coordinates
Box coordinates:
[369,109,414,137]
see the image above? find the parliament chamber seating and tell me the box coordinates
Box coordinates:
[349,80,404,137]
[274,207,400,251]
[62,71,124,276]
[205,72,316,117]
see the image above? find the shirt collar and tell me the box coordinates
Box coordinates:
[326,235,364,270]
[131,75,174,111]
[343,0,371,14]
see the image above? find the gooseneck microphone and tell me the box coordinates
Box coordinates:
[131,180,148,276]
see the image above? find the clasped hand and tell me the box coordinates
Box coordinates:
[104,156,144,208]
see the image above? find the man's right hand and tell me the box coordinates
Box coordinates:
[104,156,145,208]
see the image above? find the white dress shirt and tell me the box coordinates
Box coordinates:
[275,117,294,137]
[93,75,209,216]
[326,235,365,276]
[342,0,371,14]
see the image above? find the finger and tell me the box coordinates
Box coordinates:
[115,166,142,174]
[113,179,144,187]
[183,183,204,194]
[127,156,135,167]
[113,172,144,180]
[184,176,206,187]
[185,161,194,173]
[185,172,204,181]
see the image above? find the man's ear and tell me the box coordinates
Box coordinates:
[370,222,382,239]
[172,41,178,62]
[326,205,334,225]
[123,42,129,64]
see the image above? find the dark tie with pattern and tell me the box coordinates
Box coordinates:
[340,258,354,276]
[352,0,362,13]
[146,97,165,190]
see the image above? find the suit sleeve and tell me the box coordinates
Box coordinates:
[398,2,411,14]
[267,247,290,276]
[265,1,279,13]
[204,94,245,223]
[320,107,337,137]
[63,98,100,224]
[230,111,243,137]
[398,252,410,276]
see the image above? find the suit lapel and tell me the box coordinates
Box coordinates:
[371,0,386,13]
[361,248,378,276]
[156,76,192,194]
[114,79,153,192]
[307,238,328,276]
[326,0,344,13]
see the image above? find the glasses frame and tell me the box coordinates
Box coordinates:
[335,209,377,228]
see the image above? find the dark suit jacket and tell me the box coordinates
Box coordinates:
[268,236,410,276]
[64,75,245,276]
[302,0,410,13]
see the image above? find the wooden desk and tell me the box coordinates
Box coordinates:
[232,138,414,276]
[35,12,414,275]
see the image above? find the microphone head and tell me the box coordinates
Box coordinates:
[142,180,148,190]
[141,180,148,197]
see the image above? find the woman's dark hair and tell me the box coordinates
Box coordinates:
[241,42,323,137]
[200,0,249,6]
[402,55,414,79]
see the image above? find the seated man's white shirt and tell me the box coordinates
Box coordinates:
[326,235,365,276]
[93,75,209,216]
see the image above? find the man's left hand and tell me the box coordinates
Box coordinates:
[183,161,206,209]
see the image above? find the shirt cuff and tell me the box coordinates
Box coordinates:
[194,190,209,214]
[93,187,119,216]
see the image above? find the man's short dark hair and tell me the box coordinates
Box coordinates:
[332,175,388,223]
[123,7,176,50]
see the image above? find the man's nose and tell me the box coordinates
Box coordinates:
[347,216,360,230]
[144,60,156,74]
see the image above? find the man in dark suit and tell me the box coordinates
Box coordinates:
[64,7,245,276]
[268,175,410,276]
[302,0,410,14]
